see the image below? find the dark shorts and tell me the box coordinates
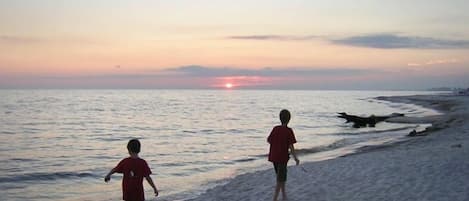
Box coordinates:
[273,163,287,182]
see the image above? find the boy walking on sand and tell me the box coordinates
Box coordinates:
[105,139,159,201]
[268,109,300,201]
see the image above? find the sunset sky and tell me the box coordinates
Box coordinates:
[1,0,468,89]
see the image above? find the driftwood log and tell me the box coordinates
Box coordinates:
[337,112,404,128]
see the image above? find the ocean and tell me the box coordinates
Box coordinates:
[0,90,440,201]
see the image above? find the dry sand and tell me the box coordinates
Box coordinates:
[188,94,469,201]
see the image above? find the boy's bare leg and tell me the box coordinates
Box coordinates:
[281,182,287,200]
[273,181,281,201]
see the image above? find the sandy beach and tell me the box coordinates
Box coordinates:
[189,94,469,201]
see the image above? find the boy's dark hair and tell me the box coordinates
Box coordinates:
[279,109,291,124]
[127,139,141,154]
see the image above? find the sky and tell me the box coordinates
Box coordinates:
[1,0,468,89]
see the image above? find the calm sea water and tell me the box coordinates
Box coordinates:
[0,90,440,201]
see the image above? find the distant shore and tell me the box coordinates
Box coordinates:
[188,94,469,201]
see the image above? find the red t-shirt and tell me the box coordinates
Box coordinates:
[267,125,297,163]
[115,157,152,201]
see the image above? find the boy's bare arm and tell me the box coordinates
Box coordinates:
[289,144,300,165]
[145,175,159,197]
[104,168,117,182]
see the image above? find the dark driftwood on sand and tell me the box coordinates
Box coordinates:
[337,112,404,128]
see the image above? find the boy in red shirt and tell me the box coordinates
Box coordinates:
[267,109,300,201]
[105,139,159,201]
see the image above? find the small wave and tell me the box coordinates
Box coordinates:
[227,129,243,134]
[232,158,256,163]
[23,128,43,134]
[37,97,62,103]
[333,126,416,136]
[252,153,268,158]
[160,162,187,167]
[87,155,117,160]
[296,139,349,155]
[0,184,25,190]
[0,171,97,183]
[200,129,215,133]
[296,125,335,129]
[94,136,129,142]
[170,172,192,177]
[186,166,218,173]
[8,158,39,162]
[85,108,105,112]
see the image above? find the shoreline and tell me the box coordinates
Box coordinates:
[188,94,469,201]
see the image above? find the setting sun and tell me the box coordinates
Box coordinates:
[225,83,233,89]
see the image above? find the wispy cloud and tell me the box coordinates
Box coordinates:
[332,34,469,49]
[227,35,320,41]
[0,35,105,45]
[163,65,379,77]
[0,35,43,43]
[227,33,469,49]
[407,58,460,67]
